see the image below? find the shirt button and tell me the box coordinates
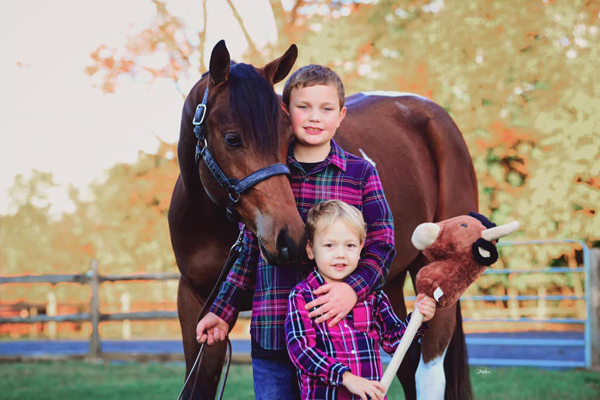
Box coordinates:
[351,350,356,354]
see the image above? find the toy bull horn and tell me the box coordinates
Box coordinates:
[380,212,519,393]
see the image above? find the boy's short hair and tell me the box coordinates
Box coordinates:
[282,64,345,109]
[306,200,366,244]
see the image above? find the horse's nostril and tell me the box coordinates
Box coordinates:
[280,246,290,263]
[276,229,302,266]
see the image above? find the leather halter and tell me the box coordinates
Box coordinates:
[193,87,291,221]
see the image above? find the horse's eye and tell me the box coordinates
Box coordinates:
[461,223,468,228]
[224,133,243,147]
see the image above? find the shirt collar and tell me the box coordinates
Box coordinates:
[306,268,326,291]
[287,139,347,173]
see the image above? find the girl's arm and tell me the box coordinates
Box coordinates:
[374,291,428,354]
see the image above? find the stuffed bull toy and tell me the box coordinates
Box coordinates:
[380,212,519,392]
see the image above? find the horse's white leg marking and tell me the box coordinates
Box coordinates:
[358,148,376,167]
[416,345,448,400]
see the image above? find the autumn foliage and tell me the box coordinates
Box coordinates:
[2,0,598,337]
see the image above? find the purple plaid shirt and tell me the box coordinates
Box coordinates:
[210,140,396,351]
[286,270,427,400]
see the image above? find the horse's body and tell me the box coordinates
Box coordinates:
[169,43,476,400]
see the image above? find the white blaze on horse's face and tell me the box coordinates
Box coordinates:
[286,84,346,161]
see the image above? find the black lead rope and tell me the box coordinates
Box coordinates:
[177,227,245,400]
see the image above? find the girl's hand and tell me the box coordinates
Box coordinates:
[342,371,386,400]
[305,282,357,327]
[416,293,437,322]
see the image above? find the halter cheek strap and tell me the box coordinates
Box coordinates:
[192,87,291,221]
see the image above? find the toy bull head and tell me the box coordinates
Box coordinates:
[411,212,519,309]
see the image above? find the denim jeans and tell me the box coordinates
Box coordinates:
[252,357,301,400]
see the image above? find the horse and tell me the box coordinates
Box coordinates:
[168,41,477,400]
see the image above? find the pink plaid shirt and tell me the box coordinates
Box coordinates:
[286,269,428,400]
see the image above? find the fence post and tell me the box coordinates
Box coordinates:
[120,292,131,340]
[591,248,600,370]
[47,290,57,339]
[89,259,101,360]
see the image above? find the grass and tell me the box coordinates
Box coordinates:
[1,361,599,399]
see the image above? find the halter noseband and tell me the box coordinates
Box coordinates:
[193,87,291,221]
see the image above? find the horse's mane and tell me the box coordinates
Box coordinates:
[228,63,281,157]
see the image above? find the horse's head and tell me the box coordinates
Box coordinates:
[411,213,519,308]
[183,40,304,266]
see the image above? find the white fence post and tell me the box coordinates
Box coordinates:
[47,290,57,339]
[120,292,131,340]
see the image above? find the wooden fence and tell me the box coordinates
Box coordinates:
[2,247,599,368]
[0,260,180,361]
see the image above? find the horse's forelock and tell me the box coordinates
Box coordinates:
[228,63,280,157]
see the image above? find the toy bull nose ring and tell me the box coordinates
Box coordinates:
[380,212,519,393]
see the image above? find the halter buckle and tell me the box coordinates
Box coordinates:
[193,104,207,126]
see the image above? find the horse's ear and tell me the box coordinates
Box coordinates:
[209,40,230,86]
[263,44,298,85]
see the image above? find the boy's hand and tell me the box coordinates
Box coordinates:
[306,282,357,327]
[196,312,229,345]
[342,371,386,400]
[416,293,436,322]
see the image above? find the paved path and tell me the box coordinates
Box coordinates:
[0,332,585,368]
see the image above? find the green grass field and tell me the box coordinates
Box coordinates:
[1,361,599,399]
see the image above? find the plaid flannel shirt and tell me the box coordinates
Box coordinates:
[286,270,428,400]
[210,139,396,351]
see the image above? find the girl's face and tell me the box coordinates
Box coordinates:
[306,219,363,283]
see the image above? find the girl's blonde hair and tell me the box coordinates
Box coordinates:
[306,200,366,243]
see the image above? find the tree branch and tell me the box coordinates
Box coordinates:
[225,0,261,62]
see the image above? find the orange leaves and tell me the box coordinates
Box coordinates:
[394,63,434,99]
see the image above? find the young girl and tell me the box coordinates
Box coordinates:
[286,200,436,400]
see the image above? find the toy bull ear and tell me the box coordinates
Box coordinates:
[467,212,497,229]
[472,238,498,266]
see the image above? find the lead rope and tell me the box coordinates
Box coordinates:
[177,226,245,400]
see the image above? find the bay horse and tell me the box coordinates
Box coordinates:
[169,41,477,400]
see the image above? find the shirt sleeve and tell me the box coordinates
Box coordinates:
[209,224,258,324]
[344,165,396,301]
[285,289,351,386]
[374,291,429,355]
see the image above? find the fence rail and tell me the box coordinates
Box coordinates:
[1,241,599,368]
[0,260,181,359]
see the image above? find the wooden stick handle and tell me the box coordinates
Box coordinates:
[380,308,424,393]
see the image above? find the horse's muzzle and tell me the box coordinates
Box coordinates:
[260,229,305,267]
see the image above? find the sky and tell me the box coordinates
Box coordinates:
[0,0,278,216]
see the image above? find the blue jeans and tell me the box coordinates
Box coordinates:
[252,357,301,400]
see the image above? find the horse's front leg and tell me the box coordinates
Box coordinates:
[177,277,228,400]
[415,302,457,400]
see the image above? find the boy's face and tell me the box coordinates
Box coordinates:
[284,84,347,151]
[306,219,363,283]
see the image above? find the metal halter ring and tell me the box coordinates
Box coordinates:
[228,191,241,204]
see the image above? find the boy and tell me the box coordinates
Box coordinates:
[196,65,396,399]
[286,200,436,400]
